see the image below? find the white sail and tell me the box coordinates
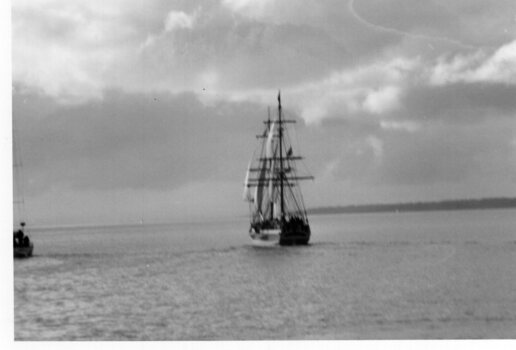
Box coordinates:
[266,121,275,158]
[273,199,281,218]
[268,160,275,199]
[243,161,253,202]
[253,184,259,211]
[266,121,276,205]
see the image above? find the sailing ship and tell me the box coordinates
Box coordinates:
[243,92,313,245]
[13,120,33,258]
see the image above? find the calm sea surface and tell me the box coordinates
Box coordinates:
[14,209,516,340]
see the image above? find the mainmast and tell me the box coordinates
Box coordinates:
[278,91,285,222]
[268,106,273,222]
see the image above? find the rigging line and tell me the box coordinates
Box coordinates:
[288,149,310,218]
[298,186,309,219]
[289,112,312,177]
[285,173,304,215]
[281,136,305,216]
[291,159,308,213]
[348,0,487,51]
[289,160,309,218]
[253,121,272,216]
[13,119,27,224]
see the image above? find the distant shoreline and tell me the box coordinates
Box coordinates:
[308,197,516,215]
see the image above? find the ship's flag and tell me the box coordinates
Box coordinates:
[286,147,293,157]
[277,91,281,106]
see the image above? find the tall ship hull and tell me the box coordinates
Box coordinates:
[250,219,311,245]
[244,92,313,246]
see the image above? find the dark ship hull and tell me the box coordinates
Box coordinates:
[250,219,311,246]
[14,242,33,258]
[279,220,311,246]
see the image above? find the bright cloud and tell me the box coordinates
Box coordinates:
[430,40,516,85]
[165,11,195,32]
[222,0,274,18]
[286,57,419,123]
[12,0,516,112]
[380,120,421,133]
[363,86,402,115]
[221,0,324,25]
[11,0,516,224]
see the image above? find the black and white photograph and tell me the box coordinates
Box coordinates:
[4,0,516,343]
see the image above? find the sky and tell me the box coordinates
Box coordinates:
[7,0,516,226]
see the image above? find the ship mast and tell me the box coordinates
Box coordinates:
[246,92,314,222]
[268,106,274,222]
[278,91,285,222]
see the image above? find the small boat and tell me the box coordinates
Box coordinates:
[14,245,34,258]
[13,222,33,258]
[243,92,314,246]
[14,243,34,258]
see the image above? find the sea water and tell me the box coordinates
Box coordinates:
[14,209,516,340]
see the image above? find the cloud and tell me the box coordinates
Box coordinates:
[402,83,516,123]
[222,0,274,19]
[142,9,197,48]
[221,0,329,26]
[165,10,195,32]
[380,120,421,133]
[13,88,265,195]
[349,0,515,49]
[280,57,418,123]
[12,0,516,106]
[13,82,516,225]
[318,116,516,197]
[430,40,516,85]
[277,39,516,124]
[12,0,145,103]
[184,39,516,126]
[140,9,198,55]
[12,0,201,102]
[348,0,480,50]
[376,120,516,188]
[13,0,353,102]
[362,86,402,115]
[11,0,516,224]
[366,135,384,159]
